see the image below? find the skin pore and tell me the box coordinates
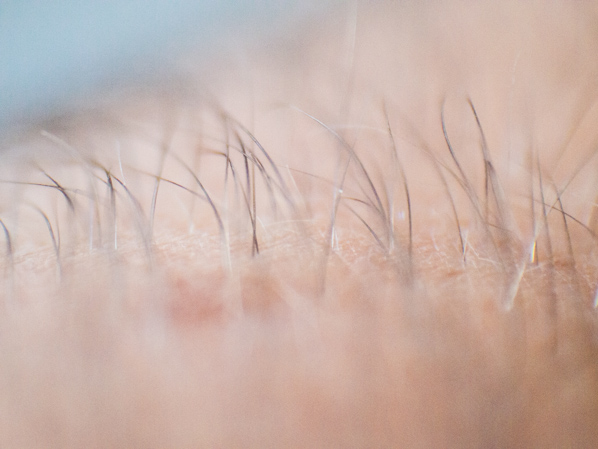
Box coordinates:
[1,1,598,447]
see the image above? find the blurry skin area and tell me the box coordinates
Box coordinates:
[1,0,598,447]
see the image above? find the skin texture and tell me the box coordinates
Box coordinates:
[1,1,598,447]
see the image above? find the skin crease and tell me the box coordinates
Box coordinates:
[1,0,598,447]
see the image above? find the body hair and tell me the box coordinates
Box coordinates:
[0,1,598,447]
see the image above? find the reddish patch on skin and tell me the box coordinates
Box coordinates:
[165,260,297,326]
[167,271,227,326]
[2,1,598,446]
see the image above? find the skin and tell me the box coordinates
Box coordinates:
[0,1,598,447]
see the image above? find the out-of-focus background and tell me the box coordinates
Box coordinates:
[0,0,332,135]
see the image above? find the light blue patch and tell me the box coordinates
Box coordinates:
[0,0,329,132]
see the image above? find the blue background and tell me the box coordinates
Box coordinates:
[0,0,329,132]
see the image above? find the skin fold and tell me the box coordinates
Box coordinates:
[0,1,597,447]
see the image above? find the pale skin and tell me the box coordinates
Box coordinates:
[0,1,597,447]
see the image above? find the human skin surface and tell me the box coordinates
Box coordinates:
[1,1,598,447]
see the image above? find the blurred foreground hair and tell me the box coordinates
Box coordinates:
[0,1,597,447]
